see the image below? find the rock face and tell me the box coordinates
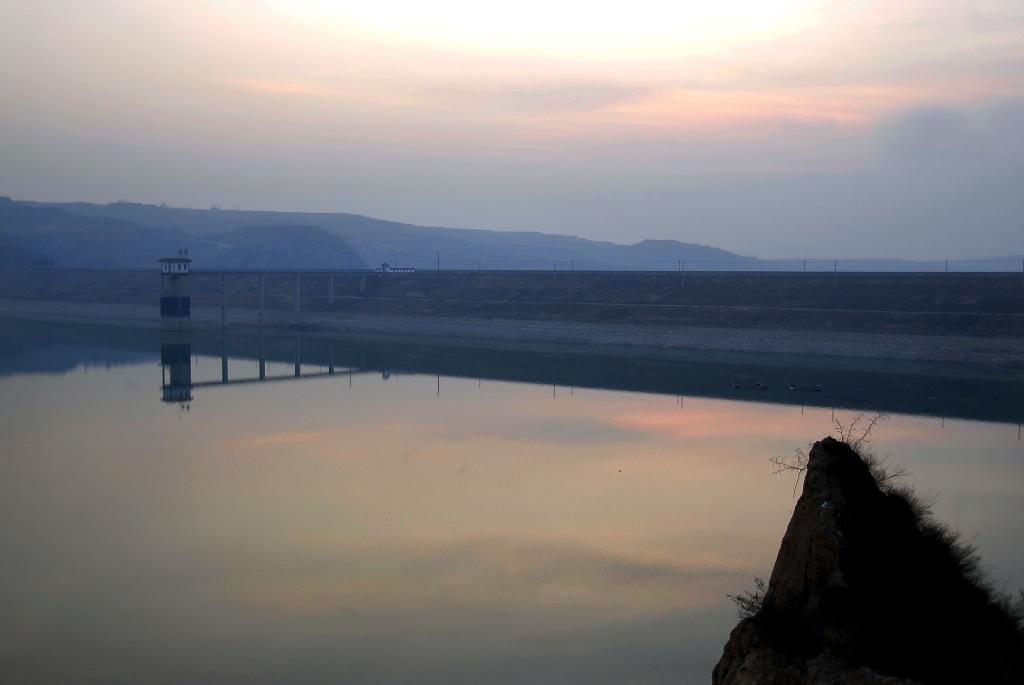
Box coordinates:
[713,437,1024,685]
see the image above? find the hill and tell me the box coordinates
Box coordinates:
[2,197,1020,272]
[24,198,750,270]
[0,198,364,270]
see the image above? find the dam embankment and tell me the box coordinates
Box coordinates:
[2,268,1023,335]
[2,268,1023,368]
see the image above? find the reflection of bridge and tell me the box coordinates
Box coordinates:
[160,331,377,405]
[147,326,1024,427]
[0,318,1016,424]
[189,370,352,389]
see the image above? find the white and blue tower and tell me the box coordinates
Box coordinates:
[159,250,192,328]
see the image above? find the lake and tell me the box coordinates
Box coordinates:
[1,322,1022,684]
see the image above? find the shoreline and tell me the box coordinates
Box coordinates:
[3,298,1023,373]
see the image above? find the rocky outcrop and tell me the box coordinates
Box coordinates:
[713,437,1024,685]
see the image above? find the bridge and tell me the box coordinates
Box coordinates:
[172,268,381,326]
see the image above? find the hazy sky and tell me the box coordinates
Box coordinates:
[1,1,1022,258]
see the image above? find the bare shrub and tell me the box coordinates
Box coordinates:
[833,412,886,449]
[770,447,810,497]
[770,413,891,497]
[728,577,767,619]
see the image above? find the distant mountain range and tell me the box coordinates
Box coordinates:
[0,197,1018,271]
[0,199,366,270]
[0,197,748,270]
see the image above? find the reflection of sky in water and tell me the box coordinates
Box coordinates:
[1,355,1022,684]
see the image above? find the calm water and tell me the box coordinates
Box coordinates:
[1,324,1023,684]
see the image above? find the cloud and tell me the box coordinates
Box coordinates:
[880,106,986,161]
[226,78,339,97]
[986,97,1024,155]
[609,406,813,440]
[224,536,748,617]
[399,539,746,588]
[223,77,418,107]
[443,415,647,444]
[225,75,652,117]
[230,429,333,447]
[422,80,654,113]
[879,98,1024,163]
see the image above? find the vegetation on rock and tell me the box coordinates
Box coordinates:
[715,427,1024,684]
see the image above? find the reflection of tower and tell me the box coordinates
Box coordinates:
[160,331,193,405]
[159,250,191,330]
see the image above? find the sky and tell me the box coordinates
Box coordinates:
[0,0,1022,258]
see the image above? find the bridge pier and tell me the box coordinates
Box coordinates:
[258,274,264,327]
[258,332,266,380]
[294,274,301,320]
[220,273,226,326]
